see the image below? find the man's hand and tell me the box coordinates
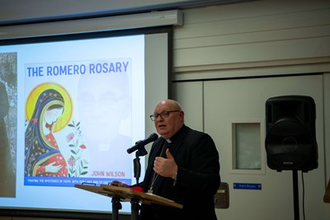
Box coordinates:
[153,149,178,178]
[110,180,129,188]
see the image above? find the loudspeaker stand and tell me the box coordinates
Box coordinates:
[292,170,299,220]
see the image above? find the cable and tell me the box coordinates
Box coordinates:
[301,171,306,220]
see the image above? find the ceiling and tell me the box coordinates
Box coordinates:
[0,0,251,26]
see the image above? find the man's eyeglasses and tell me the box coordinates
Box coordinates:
[150,110,181,121]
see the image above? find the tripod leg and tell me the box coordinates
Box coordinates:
[293,170,300,220]
[112,197,122,220]
[131,197,140,220]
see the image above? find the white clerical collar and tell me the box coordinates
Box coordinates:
[166,139,172,143]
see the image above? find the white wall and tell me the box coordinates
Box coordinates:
[172,0,330,219]
[173,0,330,79]
[172,0,330,174]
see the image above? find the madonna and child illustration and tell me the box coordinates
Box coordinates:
[24,82,89,181]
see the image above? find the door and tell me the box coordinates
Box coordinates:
[202,74,325,220]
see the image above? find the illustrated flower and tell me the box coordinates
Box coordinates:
[68,156,76,167]
[66,120,89,177]
[66,133,75,142]
[79,144,86,149]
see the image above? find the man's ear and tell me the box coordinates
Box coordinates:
[179,111,184,120]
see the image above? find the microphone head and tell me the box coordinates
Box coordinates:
[126,133,158,154]
[149,133,158,141]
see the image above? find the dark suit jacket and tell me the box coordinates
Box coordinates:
[139,125,221,220]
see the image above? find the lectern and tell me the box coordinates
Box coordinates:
[75,184,183,220]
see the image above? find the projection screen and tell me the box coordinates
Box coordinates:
[0,26,172,218]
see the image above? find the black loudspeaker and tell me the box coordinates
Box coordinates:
[265,95,318,172]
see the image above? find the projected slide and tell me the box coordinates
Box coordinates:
[0,34,146,212]
[24,58,134,187]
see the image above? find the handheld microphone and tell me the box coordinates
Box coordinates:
[127,133,158,154]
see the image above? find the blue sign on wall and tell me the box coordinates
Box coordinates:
[233,183,262,190]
